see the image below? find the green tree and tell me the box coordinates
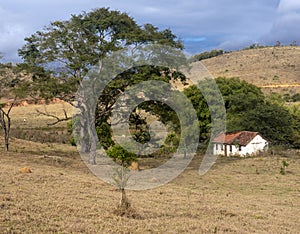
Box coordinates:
[216,77,294,144]
[18,8,184,164]
[183,84,211,142]
[185,77,296,145]
[191,49,224,62]
[289,105,300,147]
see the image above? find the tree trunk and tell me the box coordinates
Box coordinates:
[120,188,130,208]
[0,108,11,152]
[86,107,97,165]
[79,117,90,153]
[4,128,9,152]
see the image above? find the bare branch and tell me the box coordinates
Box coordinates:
[6,96,17,116]
[36,108,71,126]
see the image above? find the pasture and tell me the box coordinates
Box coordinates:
[0,103,299,233]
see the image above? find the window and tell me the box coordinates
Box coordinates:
[221,144,223,151]
[239,145,242,151]
[216,144,218,150]
[229,145,232,152]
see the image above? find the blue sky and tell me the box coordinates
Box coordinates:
[0,0,300,62]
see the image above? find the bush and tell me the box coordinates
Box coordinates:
[106,144,137,167]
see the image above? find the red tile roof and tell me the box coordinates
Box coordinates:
[212,131,260,146]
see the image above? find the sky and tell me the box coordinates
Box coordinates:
[0,0,300,62]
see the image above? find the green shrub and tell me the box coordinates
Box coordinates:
[106,144,137,167]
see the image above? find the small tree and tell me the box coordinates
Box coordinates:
[0,62,30,151]
[106,144,137,215]
[0,101,14,151]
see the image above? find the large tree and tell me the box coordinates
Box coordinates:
[18,8,185,163]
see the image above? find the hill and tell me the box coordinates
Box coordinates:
[189,46,300,94]
[2,46,300,99]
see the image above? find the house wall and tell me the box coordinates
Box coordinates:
[213,135,268,156]
[240,135,268,156]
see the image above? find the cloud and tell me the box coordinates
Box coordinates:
[0,0,289,60]
[278,0,300,13]
[217,37,255,51]
[261,0,300,45]
[0,7,30,62]
[183,37,207,43]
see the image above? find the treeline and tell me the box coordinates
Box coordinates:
[190,49,224,62]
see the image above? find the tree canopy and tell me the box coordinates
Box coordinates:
[18,7,186,163]
[18,8,183,103]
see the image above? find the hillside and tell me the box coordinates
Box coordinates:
[2,46,300,99]
[189,46,300,94]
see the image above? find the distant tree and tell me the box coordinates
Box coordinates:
[0,101,14,152]
[0,62,30,151]
[244,43,265,50]
[275,41,281,47]
[183,85,211,142]
[232,102,293,144]
[191,49,223,62]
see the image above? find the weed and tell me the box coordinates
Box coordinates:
[280,160,289,175]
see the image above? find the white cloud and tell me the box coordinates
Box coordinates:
[278,0,300,13]
[0,7,29,61]
[217,36,254,51]
[0,0,286,60]
[261,0,300,45]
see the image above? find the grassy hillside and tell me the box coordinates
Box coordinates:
[189,46,300,94]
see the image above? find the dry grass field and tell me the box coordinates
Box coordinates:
[190,46,300,95]
[1,139,299,233]
[0,103,300,233]
[1,46,300,232]
[7,102,73,144]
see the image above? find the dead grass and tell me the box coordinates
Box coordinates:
[0,139,299,233]
[189,46,300,95]
[5,102,73,143]
[0,75,299,232]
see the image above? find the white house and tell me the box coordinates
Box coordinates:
[212,131,269,156]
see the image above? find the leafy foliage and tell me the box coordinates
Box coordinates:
[18,8,185,162]
[184,77,299,146]
[18,8,183,104]
[106,144,137,167]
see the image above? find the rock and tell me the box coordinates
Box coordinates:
[130,161,140,171]
[19,167,32,173]
[149,177,159,183]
